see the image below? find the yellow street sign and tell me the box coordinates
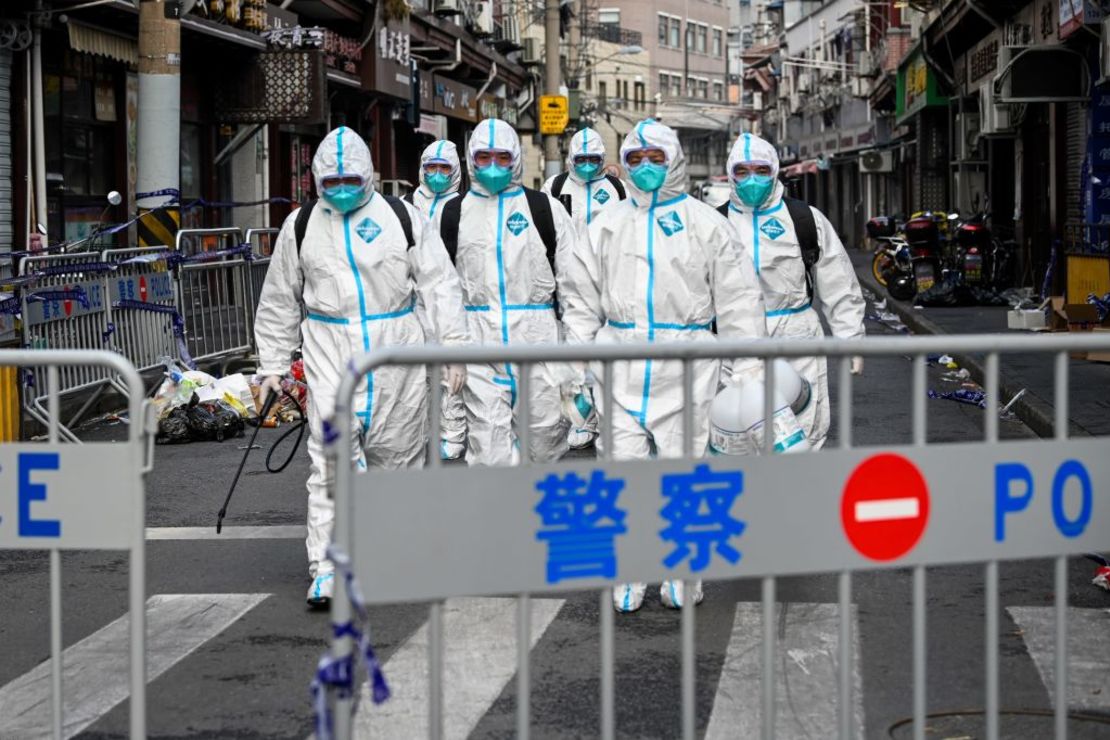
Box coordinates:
[538,95,569,135]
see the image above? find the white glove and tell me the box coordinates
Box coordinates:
[445,364,467,395]
[259,375,283,407]
[850,356,864,376]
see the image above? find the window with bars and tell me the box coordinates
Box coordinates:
[697,24,707,54]
[634,81,645,111]
[713,28,723,57]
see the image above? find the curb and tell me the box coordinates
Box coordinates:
[853,255,1083,439]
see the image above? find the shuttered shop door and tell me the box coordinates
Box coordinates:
[1065,101,1086,230]
[0,50,12,282]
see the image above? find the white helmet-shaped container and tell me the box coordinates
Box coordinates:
[709,380,811,455]
[772,359,813,417]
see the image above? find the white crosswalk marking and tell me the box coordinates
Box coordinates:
[0,593,270,739]
[705,602,863,740]
[1008,606,1110,711]
[354,597,565,739]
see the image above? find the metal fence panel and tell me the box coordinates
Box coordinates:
[0,349,149,739]
[244,227,278,349]
[174,227,252,365]
[102,247,180,382]
[324,331,1110,740]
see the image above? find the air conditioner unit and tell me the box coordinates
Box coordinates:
[955,112,981,160]
[859,149,894,174]
[797,73,812,92]
[433,0,462,16]
[849,76,870,98]
[501,15,521,46]
[521,36,541,65]
[471,1,494,37]
[856,56,877,78]
[1102,17,1110,83]
[978,83,1013,135]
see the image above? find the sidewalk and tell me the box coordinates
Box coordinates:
[850,251,1110,438]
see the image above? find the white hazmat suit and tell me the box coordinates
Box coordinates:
[255,127,470,603]
[724,133,866,449]
[411,139,468,459]
[541,127,626,237]
[451,118,576,466]
[559,119,769,611]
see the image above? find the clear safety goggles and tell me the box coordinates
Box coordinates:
[623,147,668,168]
[320,174,365,190]
[731,160,775,179]
[472,149,514,167]
[423,159,454,173]
[572,154,604,167]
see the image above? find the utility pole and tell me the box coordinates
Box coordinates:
[136,0,182,247]
[543,0,562,179]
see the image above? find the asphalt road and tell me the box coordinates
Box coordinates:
[2,299,1108,740]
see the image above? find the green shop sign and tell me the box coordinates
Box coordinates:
[896,45,948,125]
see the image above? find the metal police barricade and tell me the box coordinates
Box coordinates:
[325,333,1110,740]
[102,246,183,389]
[173,227,251,365]
[244,227,279,347]
[19,253,115,442]
[0,349,151,739]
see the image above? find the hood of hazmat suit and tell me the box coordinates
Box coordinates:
[724,131,866,449]
[413,139,462,222]
[453,118,578,465]
[556,118,769,460]
[253,126,470,577]
[541,127,626,236]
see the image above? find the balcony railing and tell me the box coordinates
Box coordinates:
[583,23,642,47]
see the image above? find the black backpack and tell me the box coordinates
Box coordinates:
[550,172,627,215]
[293,195,415,254]
[718,197,820,301]
[439,188,558,272]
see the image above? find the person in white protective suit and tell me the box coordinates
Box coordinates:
[541,127,627,449]
[559,119,769,612]
[724,132,866,449]
[409,139,468,460]
[443,118,575,466]
[254,126,470,608]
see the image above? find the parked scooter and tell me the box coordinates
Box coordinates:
[903,210,959,293]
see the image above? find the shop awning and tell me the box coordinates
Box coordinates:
[67,21,137,66]
[781,160,820,177]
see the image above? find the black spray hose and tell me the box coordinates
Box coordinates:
[265,388,307,473]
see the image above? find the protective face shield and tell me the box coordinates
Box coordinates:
[321,174,367,214]
[624,147,669,192]
[472,148,515,193]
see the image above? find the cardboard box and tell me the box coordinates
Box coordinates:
[1071,327,1110,363]
[1048,297,1107,332]
[1007,309,1047,330]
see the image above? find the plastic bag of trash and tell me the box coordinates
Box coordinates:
[914,276,976,307]
[184,396,219,441]
[927,388,987,408]
[199,399,244,442]
[155,406,192,444]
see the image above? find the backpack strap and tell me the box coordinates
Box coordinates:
[784,197,820,301]
[294,199,317,255]
[550,172,569,200]
[439,192,464,264]
[402,192,414,205]
[604,173,626,200]
[524,187,558,273]
[716,201,729,218]
[383,194,415,249]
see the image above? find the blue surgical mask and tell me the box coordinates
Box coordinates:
[735,174,774,207]
[475,163,513,193]
[322,184,366,214]
[573,162,601,181]
[425,171,452,194]
[629,161,668,192]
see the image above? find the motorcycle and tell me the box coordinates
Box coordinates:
[903,210,959,294]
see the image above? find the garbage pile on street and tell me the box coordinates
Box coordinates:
[153,357,307,445]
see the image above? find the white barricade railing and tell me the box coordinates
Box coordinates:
[18,254,115,442]
[0,349,151,739]
[173,227,252,365]
[244,227,279,350]
[102,246,183,387]
[324,332,1110,740]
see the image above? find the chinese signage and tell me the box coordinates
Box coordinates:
[1059,0,1102,39]
[431,76,478,122]
[538,95,569,135]
[362,4,411,100]
[896,45,947,125]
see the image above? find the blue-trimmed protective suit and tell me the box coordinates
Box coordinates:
[541,127,626,237]
[724,133,865,449]
[454,118,576,465]
[255,127,470,578]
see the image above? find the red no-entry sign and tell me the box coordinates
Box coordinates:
[841,453,930,561]
[139,276,148,302]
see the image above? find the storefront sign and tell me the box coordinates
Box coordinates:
[1035,0,1057,42]
[416,113,447,140]
[896,46,947,125]
[1059,0,1102,39]
[968,36,1000,86]
[362,5,411,99]
[478,94,502,122]
[432,75,477,122]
